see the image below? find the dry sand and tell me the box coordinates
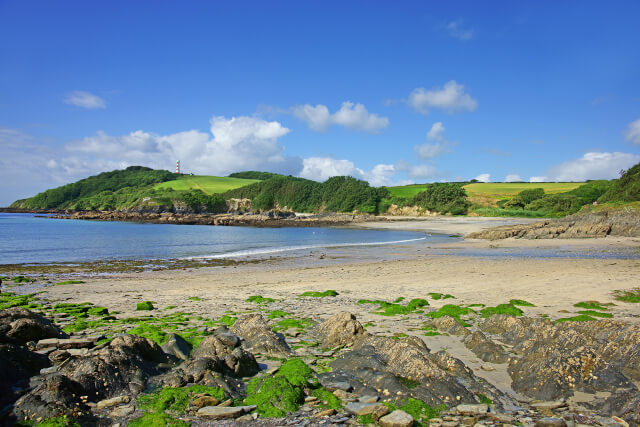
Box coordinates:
[41,217,640,396]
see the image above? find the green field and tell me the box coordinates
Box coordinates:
[387,182,584,200]
[464,182,583,199]
[154,175,260,195]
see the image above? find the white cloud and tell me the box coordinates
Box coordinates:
[529,176,548,183]
[292,101,389,133]
[474,173,490,182]
[408,81,477,115]
[414,122,454,160]
[543,152,640,181]
[299,157,361,182]
[446,20,474,41]
[64,91,106,109]
[363,164,396,187]
[65,116,302,177]
[505,174,523,182]
[408,164,439,180]
[624,119,640,145]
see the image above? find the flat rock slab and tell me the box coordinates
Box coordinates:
[535,417,567,427]
[379,409,414,427]
[324,381,353,392]
[196,405,256,420]
[96,395,130,409]
[456,403,488,415]
[530,400,567,410]
[36,338,95,350]
[345,401,387,416]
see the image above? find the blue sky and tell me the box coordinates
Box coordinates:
[1,0,639,205]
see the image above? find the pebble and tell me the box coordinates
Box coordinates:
[192,396,219,408]
[96,395,130,410]
[535,417,567,427]
[196,405,256,419]
[456,404,489,416]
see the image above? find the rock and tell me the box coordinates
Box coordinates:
[530,400,566,411]
[192,395,219,408]
[330,333,514,409]
[36,337,95,350]
[96,395,130,409]
[13,334,169,421]
[456,404,488,415]
[196,405,256,419]
[0,308,67,345]
[379,409,415,427]
[161,333,192,360]
[109,404,134,418]
[463,331,509,364]
[428,317,470,337]
[0,342,49,409]
[535,417,567,427]
[189,330,259,377]
[315,312,364,348]
[372,404,391,420]
[230,313,292,358]
[359,395,379,403]
[324,381,353,392]
[345,401,388,416]
[315,408,336,417]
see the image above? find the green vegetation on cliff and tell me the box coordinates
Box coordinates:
[225,175,389,214]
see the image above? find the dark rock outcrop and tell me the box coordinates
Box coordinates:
[463,331,509,364]
[0,308,67,345]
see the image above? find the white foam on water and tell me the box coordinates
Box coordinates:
[187,236,427,259]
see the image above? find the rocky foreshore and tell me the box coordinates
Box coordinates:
[39,210,380,227]
[1,300,639,426]
[468,209,640,240]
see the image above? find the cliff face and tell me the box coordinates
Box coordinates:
[467,207,640,240]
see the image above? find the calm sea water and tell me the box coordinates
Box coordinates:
[0,213,447,264]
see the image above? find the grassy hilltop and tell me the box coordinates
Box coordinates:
[10,162,640,217]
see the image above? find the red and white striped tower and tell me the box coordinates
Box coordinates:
[176,160,180,174]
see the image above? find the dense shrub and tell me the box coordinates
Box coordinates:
[598,162,640,203]
[411,183,470,214]
[225,175,389,214]
[228,171,285,180]
[12,166,176,209]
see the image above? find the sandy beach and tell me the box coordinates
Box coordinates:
[38,218,640,399]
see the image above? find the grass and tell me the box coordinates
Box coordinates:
[480,304,524,318]
[154,175,260,195]
[574,301,611,311]
[246,295,276,304]
[577,310,614,318]
[55,280,85,286]
[396,375,420,389]
[382,398,446,426]
[468,207,549,218]
[464,182,584,199]
[298,290,339,298]
[509,299,535,307]
[11,275,36,283]
[187,296,202,301]
[357,298,428,316]
[428,292,455,300]
[555,314,596,323]
[613,288,640,303]
[426,304,476,326]
[267,310,289,319]
[273,318,313,332]
[136,301,155,310]
[477,393,493,405]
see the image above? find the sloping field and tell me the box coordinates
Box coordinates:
[387,182,584,200]
[154,175,260,195]
[464,182,583,200]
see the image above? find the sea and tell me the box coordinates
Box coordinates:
[0,213,448,265]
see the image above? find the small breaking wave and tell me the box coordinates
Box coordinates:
[187,236,427,259]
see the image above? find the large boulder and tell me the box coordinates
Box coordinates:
[231,314,292,358]
[13,334,169,423]
[463,331,509,364]
[329,331,514,409]
[0,307,67,345]
[0,343,49,409]
[315,312,364,348]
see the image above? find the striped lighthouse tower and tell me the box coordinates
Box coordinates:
[176,160,180,174]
